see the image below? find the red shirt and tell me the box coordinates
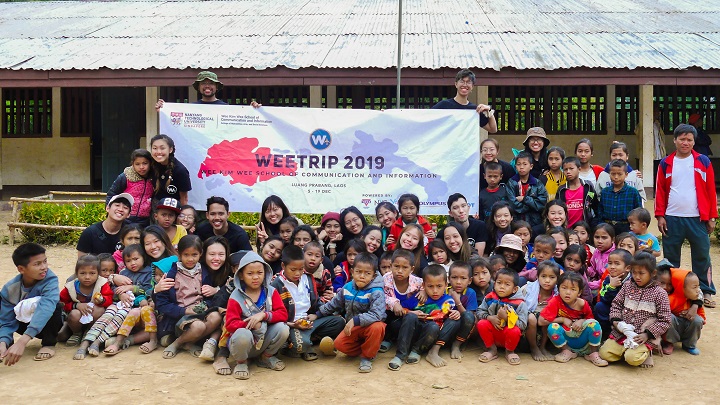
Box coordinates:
[565,187,584,227]
[539,295,594,327]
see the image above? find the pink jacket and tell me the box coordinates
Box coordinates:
[106,167,153,218]
[587,244,615,290]
[383,272,423,310]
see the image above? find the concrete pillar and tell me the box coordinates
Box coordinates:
[476,85,489,141]
[606,85,616,138]
[310,85,322,108]
[146,86,159,149]
[326,86,337,108]
[639,85,654,189]
[188,86,197,103]
[51,87,61,138]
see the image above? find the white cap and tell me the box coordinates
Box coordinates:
[107,192,134,208]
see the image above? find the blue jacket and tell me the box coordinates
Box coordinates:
[0,269,60,345]
[506,174,548,227]
[317,274,386,327]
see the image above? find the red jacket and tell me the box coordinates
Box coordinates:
[387,215,433,251]
[59,280,113,312]
[224,289,287,335]
[655,150,718,221]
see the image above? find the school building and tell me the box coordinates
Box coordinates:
[0,0,719,197]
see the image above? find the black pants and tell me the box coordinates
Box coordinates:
[437,311,475,346]
[16,303,63,347]
[386,312,440,360]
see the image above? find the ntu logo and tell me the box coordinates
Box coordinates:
[309,129,331,150]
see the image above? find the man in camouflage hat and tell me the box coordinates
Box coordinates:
[155,71,260,110]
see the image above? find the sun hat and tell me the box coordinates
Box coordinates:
[107,192,134,208]
[493,234,524,255]
[156,197,181,213]
[523,127,550,148]
[193,71,223,91]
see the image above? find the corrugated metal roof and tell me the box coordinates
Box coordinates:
[0,0,719,71]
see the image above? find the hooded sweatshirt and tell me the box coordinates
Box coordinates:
[224,251,288,338]
[317,274,386,327]
[476,290,529,331]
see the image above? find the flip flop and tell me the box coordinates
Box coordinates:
[703,296,716,308]
[301,352,319,361]
[257,356,285,371]
[478,351,498,363]
[388,357,403,371]
[378,340,392,353]
[162,343,179,359]
[505,352,521,365]
[66,333,82,347]
[233,363,250,380]
[33,347,55,361]
[139,340,158,354]
[103,344,122,356]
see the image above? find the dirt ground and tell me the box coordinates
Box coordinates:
[0,208,718,405]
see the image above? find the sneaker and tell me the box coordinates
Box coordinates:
[319,336,336,356]
[682,345,701,355]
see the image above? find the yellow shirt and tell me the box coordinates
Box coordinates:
[170,225,188,248]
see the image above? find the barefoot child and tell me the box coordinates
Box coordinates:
[594,249,632,339]
[156,235,222,359]
[383,249,432,370]
[446,262,478,360]
[522,260,559,361]
[271,246,344,361]
[477,268,528,365]
[316,252,386,373]
[599,252,671,368]
[417,264,460,368]
[303,241,334,303]
[0,243,63,365]
[540,272,607,366]
[225,251,289,379]
[60,255,113,354]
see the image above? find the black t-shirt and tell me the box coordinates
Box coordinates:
[479,160,515,190]
[465,218,489,251]
[192,99,228,105]
[431,98,490,127]
[196,221,252,254]
[77,221,122,255]
[154,158,192,201]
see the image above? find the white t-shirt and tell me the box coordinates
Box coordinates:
[595,169,647,202]
[282,275,312,321]
[579,169,597,188]
[666,155,699,217]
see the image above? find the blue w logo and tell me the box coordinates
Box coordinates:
[310,129,331,150]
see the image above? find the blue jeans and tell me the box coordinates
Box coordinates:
[386,312,439,360]
[663,216,715,295]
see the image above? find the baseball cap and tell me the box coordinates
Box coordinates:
[156,197,181,213]
[107,193,134,208]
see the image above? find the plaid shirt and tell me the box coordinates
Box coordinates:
[598,184,642,222]
[609,280,671,348]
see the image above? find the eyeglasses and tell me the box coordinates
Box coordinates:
[457,80,474,86]
[345,217,362,226]
[178,214,194,220]
[528,138,544,143]
[481,148,497,153]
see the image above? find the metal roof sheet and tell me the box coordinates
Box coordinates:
[0,0,719,71]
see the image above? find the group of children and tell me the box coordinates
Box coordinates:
[0,130,708,377]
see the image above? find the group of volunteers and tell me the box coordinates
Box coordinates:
[0,70,714,381]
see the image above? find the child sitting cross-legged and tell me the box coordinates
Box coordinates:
[416,264,461,367]
[599,252,671,368]
[315,252,386,373]
[477,268,528,365]
[539,272,607,366]
[271,246,344,361]
[383,249,435,370]
[224,250,289,379]
[445,262,478,360]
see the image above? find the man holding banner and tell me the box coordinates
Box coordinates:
[155,71,261,110]
[432,69,498,134]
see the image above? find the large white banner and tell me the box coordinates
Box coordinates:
[159,103,479,214]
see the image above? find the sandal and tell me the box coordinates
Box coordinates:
[505,352,521,365]
[301,352,319,361]
[103,344,122,356]
[162,343,180,359]
[554,349,577,363]
[378,340,392,353]
[703,295,716,308]
[406,351,421,364]
[388,356,403,371]
[233,363,250,380]
[584,352,608,367]
[66,333,82,347]
[257,355,285,371]
[478,351,498,363]
[139,340,158,354]
[33,347,55,361]
[359,358,373,373]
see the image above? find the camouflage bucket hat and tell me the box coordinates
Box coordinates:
[193,71,223,91]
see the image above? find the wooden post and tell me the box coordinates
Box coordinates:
[606,85,616,138]
[188,86,197,103]
[310,86,322,108]
[52,87,61,138]
[476,85,489,141]
[9,200,17,245]
[639,85,654,189]
[146,87,159,149]
[326,86,337,108]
